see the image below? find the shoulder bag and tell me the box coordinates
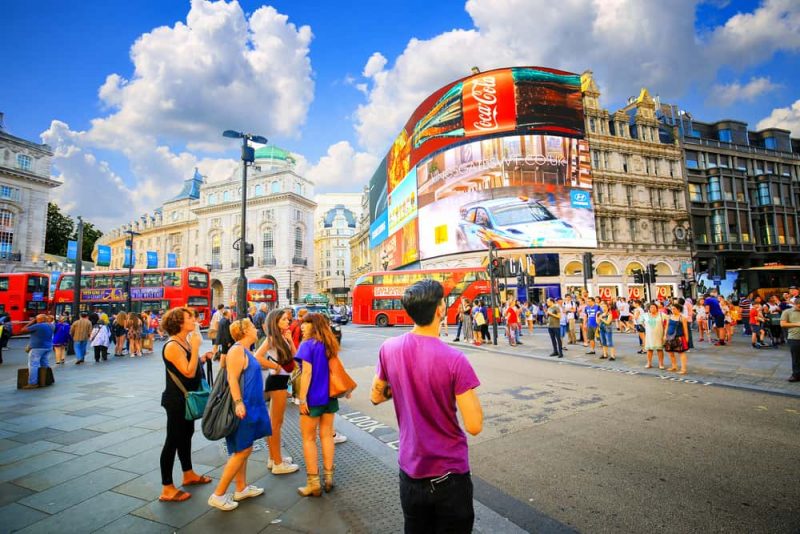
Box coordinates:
[474,310,486,326]
[167,369,210,421]
[329,354,357,398]
[202,367,243,440]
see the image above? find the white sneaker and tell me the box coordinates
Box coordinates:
[333,432,348,444]
[208,493,238,511]
[271,462,300,475]
[233,485,264,501]
[267,456,293,469]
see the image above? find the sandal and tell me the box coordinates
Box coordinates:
[183,475,212,486]
[159,489,191,502]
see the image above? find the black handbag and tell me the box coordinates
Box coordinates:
[201,368,243,440]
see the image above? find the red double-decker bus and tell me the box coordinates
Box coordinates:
[352,267,492,327]
[52,267,211,326]
[247,278,278,309]
[0,272,50,335]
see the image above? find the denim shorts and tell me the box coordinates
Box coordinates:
[599,328,614,347]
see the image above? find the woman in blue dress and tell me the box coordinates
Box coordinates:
[208,318,273,512]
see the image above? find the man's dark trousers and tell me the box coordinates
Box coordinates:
[399,470,473,533]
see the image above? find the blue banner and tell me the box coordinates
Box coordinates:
[146,251,158,269]
[49,271,61,293]
[96,245,111,267]
[123,249,136,268]
[167,253,177,268]
[66,240,78,262]
[369,211,389,248]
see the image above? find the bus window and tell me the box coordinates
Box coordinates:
[143,273,162,287]
[373,275,383,284]
[27,276,48,294]
[355,275,373,285]
[80,276,92,289]
[112,276,126,289]
[187,297,209,307]
[0,277,8,291]
[93,275,111,288]
[392,299,403,310]
[164,271,180,287]
[59,275,74,290]
[131,274,142,287]
[373,299,393,310]
[188,271,208,288]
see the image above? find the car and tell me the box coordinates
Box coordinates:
[456,196,578,250]
[289,304,342,342]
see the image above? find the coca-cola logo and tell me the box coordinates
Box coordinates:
[470,76,499,131]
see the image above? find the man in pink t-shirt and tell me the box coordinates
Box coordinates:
[371,279,483,534]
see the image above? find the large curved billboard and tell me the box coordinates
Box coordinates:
[368,66,596,269]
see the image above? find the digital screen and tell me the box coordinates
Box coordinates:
[368,66,595,269]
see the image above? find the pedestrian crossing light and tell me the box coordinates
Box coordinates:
[633,269,644,284]
[244,241,254,268]
[583,252,594,279]
[647,263,657,282]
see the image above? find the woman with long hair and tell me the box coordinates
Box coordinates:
[644,302,667,370]
[112,312,128,357]
[208,319,272,511]
[296,313,341,496]
[263,309,300,475]
[665,303,689,373]
[597,301,616,361]
[127,313,142,357]
[158,307,213,502]
[695,298,708,342]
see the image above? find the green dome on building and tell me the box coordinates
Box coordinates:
[254,144,296,164]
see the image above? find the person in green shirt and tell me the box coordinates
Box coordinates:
[546,298,563,358]
[779,299,800,382]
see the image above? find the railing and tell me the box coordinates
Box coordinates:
[260,257,277,266]
[292,257,307,266]
[0,252,21,261]
[683,136,800,160]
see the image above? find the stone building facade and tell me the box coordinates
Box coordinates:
[0,116,59,272]
[98,146,316,308]
[313,193,361,303]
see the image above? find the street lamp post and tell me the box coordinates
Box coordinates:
[287,269,293,305]
[125,228,140,313]
[223,130,267,320]
[72,216,84,318]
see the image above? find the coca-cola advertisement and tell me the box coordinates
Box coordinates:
[369,66,592,269]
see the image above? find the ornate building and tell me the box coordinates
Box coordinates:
[349,186,372,282]
[313,193,361,303]
[99,145,316,308]
[0,115,59,272]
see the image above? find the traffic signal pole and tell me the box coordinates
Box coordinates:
[487,245,499,345]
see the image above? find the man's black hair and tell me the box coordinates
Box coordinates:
[401,279,444,327]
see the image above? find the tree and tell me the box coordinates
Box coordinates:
[79,222,103,262]
[45,203,74,256]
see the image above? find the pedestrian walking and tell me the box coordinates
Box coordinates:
[21,314,54,389]
[263,309,300,475]
[696,298,708,342]
[779,300,800,382]
[454,297,472,343]
[209,319,272,511]
[127,313,143,357]
[112,312,128,357]
[0,314,10,364]
[584,297,601,355]
[504,298,520,346]
[158,307,213,503]
[70,312,92,364]
[545,298,563,357]
[52,315,70,364]
[90,317,111,362]
[665,303,689,373]
[215,309,235,361]
[644,303,668,369]
[597,301,616,360]
[750,300,767,348]
[295,313,343,497]
[371,279,483,533]
[632,300,646,353]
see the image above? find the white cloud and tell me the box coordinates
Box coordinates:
[757,99,800,136]
[295,141,379,191]
[42,0,314,230]
[711,77,781,106]
[351,0,800,154]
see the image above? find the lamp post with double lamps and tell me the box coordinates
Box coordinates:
[222,130,267,320]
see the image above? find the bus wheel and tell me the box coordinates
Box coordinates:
[376,314,389,327]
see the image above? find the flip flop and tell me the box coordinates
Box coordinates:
[159,490,191,502]
[183,475,212,486]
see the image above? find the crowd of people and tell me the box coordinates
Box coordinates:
[447,286,800,381]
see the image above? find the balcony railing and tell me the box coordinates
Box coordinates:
[260,257,277,266]
[0,251,21,262]
[292,257,307,266]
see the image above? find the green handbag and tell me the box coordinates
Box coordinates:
[168,369,211,421]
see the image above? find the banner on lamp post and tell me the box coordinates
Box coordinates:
[146,251,158,269]
[96,245,111,267]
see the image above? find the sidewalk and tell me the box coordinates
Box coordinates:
[445,324,799,397]
[0,337,523,533]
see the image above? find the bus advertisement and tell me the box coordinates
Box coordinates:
[352,267,492,326]
[0,272,50,335]
[52,267,211,326]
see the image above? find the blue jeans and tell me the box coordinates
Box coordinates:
[599,328,614,348]
[28,348,50,385]
[74,340,88,361]
[560,324,567,338]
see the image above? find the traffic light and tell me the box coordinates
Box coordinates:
[583,252,595,279]
[647,263,657,282]
[243,241,254,268]
[489,257,504,278]
[633,269,644,284]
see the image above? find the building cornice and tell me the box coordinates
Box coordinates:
[192,192,316,215]
[0,167,61,188]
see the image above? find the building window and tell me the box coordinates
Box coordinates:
[223,191,230,202]
[626,185,633,206]
[294,227,303,258]
[622,154,629,173]
[722,177,733,201]
[0,210,13,254]
[764,137,777,150]
[208,194,217,205]
[0,185,18,201]
[254,184,263,196]
[211,234,221,267]
[718,129,732,143]
[628,219,637,242]
[685,151,698,169]
[645,158,650,175]
[589,118,596,133]
[271,181,280,193]
[16,154,32,171]
[672,190,681,209]
[591,150,600,169]
[707,177,721,202]
[262,230,273,261]
[758,215,775,246]
[295,182,302,195]
[711,211,726,243]
[603,152,609,169]
[756,183,770,206]
[739,211,751,243]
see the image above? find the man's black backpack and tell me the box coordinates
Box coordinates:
[201,368,243,440]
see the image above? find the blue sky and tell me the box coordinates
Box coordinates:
[1,0,798,230]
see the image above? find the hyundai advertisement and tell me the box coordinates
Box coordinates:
[368,66,595,269]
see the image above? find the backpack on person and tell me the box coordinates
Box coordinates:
[201,367,243,440]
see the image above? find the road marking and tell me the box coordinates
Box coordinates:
[755,405,768,411]
[340,411,398,449]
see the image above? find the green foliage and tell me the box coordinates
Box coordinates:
[79,222,103,262]
[45,203,104,261]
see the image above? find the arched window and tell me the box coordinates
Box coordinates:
[0,209,14,254]
[211,234,221,268]
[271,181,280,193]
[208,193,217,205]
[564,261,583,276]
[625,262,644,275]
[254,184,263,197]
[262,230,273,262]
[295,182,302,194]
[223,191,230,202]
[596,261,619,276]
[294,227,303,259]
[655,262,673,276]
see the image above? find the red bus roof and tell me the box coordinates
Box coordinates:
[0,272,49,278]
[361,267,484,277]
[55,266,207,278]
